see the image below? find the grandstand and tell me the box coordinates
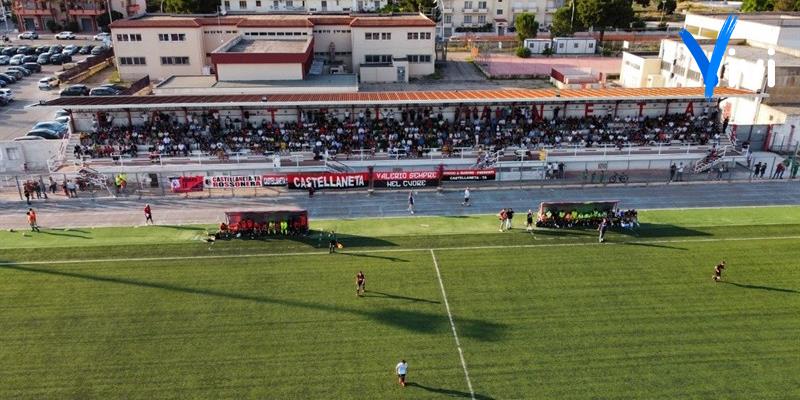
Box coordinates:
[43,87,754,171]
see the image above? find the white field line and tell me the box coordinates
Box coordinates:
[430,249,475,400]
[2,235,800,267]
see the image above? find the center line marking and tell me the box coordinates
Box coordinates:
[430,249,476,400]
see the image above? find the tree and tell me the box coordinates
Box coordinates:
[550,4,584,38]
[741,0,774,11]
[576,0,634,46]
[632,0,650,6]
[163,0,219,14]
[515,46,531,58]
[772,0,800,10]
[514,13,539,42]
[96,10,124,30]
[657,0,677,14]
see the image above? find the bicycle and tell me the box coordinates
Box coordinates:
[606,171,629,184]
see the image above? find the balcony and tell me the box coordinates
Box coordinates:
[14,7,54,15]
[477,8,488,13]
[268,5,305,10]
[442,7,453,12]
[68,4,106,16]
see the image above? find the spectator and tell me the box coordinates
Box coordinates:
[676,162,684,182]
[669,163,676,182]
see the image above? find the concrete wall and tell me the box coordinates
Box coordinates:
[312,25,354,71]
[114,28,206,81]
[619,52,661,88]
[217,63,304,80]
[0,140,63,173]
[350,26,435,76]
[359,65,398,83]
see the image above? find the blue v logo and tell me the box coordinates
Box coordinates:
[678,14,738,99]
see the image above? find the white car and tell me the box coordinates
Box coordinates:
[18,31,39,40]
[55,31,76,40]
[93,32,111,41]
[38,76,60,90]
[0,88,12,101]
[9,54,24,65]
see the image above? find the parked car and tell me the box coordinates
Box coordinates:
[0,78,6,87]
[26,128,62,140]
[49,53,65,65]
[17,31,38,40]
[10,65,33,75]
[90,45,108,55]
[1,47,17,56]
[0,88,13,102]
[60,84,89,96]
[55,31,76,40]
[62,44,79,55]
[61,53,72,63]
[49,44,63,54]
[0,96,8,106]
[100,83,127,91]
[3,69,23,80]
[9,54,24,65]
[16,46,35,55]
[55,115,71,125]
[37,53,52,64]
[21,55,37,64]
[89,86,120,96]
[38,76,60,90]
[93,32,110,41]
[33,121,67,134]
[54,109,70,118]
[0,55,8,65]
[0,73,17,85]
[78,45,93,54]
[35,45,49,54]
[22,62,42,73]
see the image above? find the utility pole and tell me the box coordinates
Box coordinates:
[1,2,10,34]
[106,0,113,31]
[570,0,575,32]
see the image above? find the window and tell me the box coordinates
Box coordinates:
[365,54,392,63]
[424,32,431,39]
[160,56,190,65]
[464,15,472,23]
[286,0,293,6]
[365,32,373,40]
[256,0,261,5]
[381,32,391,40]
[119,57,146,65]
[408,32,419,40]
[496,8,502,14]
[444,15,452,23]
[407,54,431,63]
[573,42,578,48]
[158,33,186,41]
[478,15,485,24]
[588,42,594,48]
[116,33,141,41]
[239,0,247,7]
[464,1,472,8]
[273,0,278,7]
[478,1,486,8]
[224,0,230,8]
[5,147,21,161]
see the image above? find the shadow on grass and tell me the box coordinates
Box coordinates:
[0,262,505,341]
[624,242,687,251]
[38,230,92,239]
[720,281,798,294]
[406,382,495,400]
[158,225,207,231]
[364,291,440,304]
[338,252,409,262]
[298,230,399,249]
[534,223,711,240]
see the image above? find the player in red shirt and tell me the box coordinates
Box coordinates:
[143,204,153,225]
[356,271,366,297]
[712,260,726,282]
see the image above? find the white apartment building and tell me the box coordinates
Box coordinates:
[619,13,800,127]
[220,0,387,13]
[109,13,435,84]
[439,0,564,37]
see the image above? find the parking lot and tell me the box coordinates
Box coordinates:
[0,37,101,141]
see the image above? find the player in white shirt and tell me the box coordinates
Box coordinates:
[395,360,408,387]
[462,187,471,207]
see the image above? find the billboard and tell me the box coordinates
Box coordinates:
[441,169,496,181]
[287,172,370,190]
[204,175,288,188]
[373,171,440,188]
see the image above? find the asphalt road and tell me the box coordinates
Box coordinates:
[2,181,799,228]
[0,37,99,140]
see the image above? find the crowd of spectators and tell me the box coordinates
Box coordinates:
[72,105,722,160]
[537,208,639,229]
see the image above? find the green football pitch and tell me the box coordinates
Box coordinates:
[1,206,799,399]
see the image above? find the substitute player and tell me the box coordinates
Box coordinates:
[395,359,408,387]
[712,260,726,282]
[356,271,366,297]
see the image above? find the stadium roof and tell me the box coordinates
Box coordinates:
[42,87,756,110]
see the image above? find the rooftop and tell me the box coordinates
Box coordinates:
[110,12,434,29]
[228,38,309,54]
[155,74,359,91]
[692,12,800,27]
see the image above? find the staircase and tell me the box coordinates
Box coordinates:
[64,132,83,166]
[693,145,730,174]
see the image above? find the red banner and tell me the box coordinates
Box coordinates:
[374,170,440,188]
[441,169,496,181]
[287,172,370,190]
[170,176,204,193]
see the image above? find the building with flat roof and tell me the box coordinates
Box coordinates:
[110,12,435,84]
